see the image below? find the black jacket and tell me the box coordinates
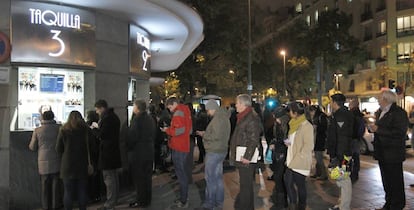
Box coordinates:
[92,108,122,170]
[230,109,262,168]
[326,107,354,162]
[56,127,91,179]
[373,103,408,163]
[127,112,156,162]
[313,112,328,151]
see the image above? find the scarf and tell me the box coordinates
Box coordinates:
[237,107,252,123]
[288,114,306,135]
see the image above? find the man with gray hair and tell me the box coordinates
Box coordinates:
[229,94,262,210]
[369,89,408,210]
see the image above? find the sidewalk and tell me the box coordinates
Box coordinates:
[85,159,414,210]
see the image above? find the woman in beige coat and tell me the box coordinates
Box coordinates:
[284,102,314,210]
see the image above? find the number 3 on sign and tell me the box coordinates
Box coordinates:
[49,30,65,57]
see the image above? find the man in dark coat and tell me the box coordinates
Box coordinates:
[127,99,156,208]
[370,89,408,210]
[326,93,354,210]
[92,99,122,210]
[229,94,262,210]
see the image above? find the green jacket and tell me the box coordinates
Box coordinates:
[203,108,231,154]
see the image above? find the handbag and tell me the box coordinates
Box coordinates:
[264,149,273,164]
[86,131,94,176]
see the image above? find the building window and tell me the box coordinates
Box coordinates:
[380,46,387,59]
[315,10,319,23]
[397,0,414,11]
[306,15,311,26]
[377,20,386,36]
[377,0,386,11]
[397,15,414,37]
[296,3,303,14]
[397,42,414,63]
[349,80,355,92]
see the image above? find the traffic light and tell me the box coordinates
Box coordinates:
[388,79,396,89]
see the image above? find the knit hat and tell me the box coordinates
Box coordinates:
[205,99,219,110]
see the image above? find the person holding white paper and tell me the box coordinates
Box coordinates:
[284,102,314,210]
[229,94,262,210]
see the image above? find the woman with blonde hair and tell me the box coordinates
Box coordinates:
[56,111,91,210]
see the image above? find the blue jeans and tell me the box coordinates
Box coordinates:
[63,178,88,210]
[203,152,226,209]
[172,150,189,203]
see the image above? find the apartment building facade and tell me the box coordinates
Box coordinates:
[257,0,414,110]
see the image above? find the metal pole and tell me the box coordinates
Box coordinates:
[283,54,286,96]
[247,0,252,96]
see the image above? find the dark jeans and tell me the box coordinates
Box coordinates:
[63,178,88,210]
[234,165,256,210]
[172,150,189,203]
[272,159,287,194]
[40,173,62,209]
[284,168,307,207]
[351,138,360,181]
[379,161,405,210]
[186,137,195,184]
[196,136,205,162]
[130,159,153,205]
[88,170,103,201]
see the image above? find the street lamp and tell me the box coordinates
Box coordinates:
[280,50,287,96]
[334,73,343,90]
[247,0,252,95]
[229,69,236,95]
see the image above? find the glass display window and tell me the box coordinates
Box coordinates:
[17,67,84,130]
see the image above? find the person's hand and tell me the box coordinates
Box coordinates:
[368,124,378,132]
[160,127,168,132]
[196,130,205,136]
[283,138,291,146]
[241,157,250,164]
[91,122,99,129]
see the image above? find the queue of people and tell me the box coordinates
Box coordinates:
[29,89,409,210]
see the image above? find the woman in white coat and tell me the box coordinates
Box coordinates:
[284,102,314,210]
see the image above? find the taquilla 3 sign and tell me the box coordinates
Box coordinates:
[11,1,96,67]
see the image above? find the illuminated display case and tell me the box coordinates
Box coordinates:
[17,67,84,130]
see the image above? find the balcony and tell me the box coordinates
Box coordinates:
[376,4,386,12]
[376,31,386,37]
[363,34,373,41]
[360,11,373,23]
[397,27,414,37]
[397,0,414,11]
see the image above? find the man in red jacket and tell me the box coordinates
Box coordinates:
[161,97,192,208]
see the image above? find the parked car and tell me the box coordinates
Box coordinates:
[359,115,411,155]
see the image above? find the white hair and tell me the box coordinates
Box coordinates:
[381,89,397,103]
[236,94,252,107]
